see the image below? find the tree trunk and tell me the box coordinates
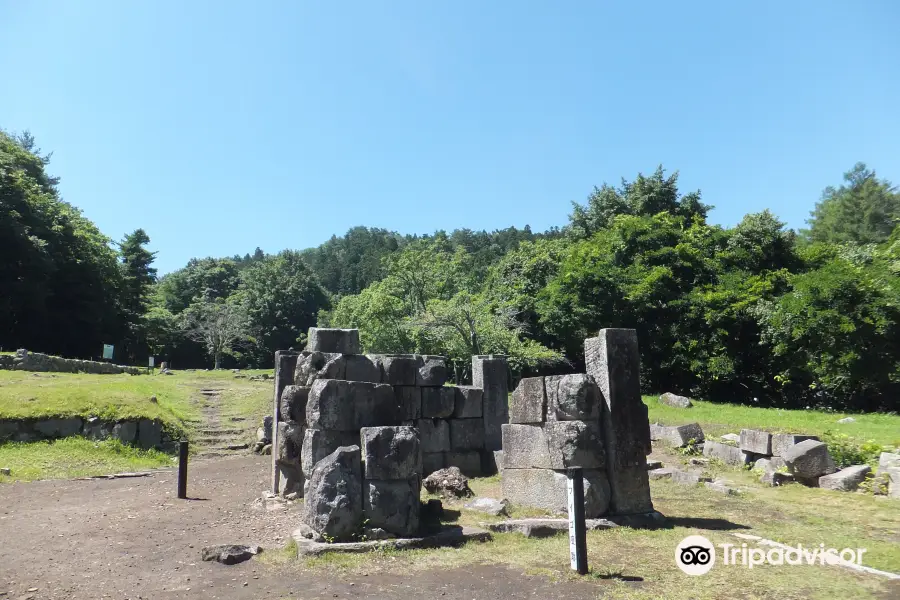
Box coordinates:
[214,352,221,370]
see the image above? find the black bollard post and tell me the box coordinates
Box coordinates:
[567,468,589,575]
[178,440,188,499]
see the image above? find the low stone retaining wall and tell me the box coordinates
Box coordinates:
[0,416,172,450]
[0,349,142,375]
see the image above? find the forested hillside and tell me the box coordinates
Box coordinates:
[3,129,899,412]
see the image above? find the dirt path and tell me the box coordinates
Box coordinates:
[0,455,604,600]
[194,388,252,458]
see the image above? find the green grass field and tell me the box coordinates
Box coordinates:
[644,395,900,448]
[0,368,273,480]
[0,437,174,481]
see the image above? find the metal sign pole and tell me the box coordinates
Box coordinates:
[567,468,589,575]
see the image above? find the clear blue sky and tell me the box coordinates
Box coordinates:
[2,1,898,274]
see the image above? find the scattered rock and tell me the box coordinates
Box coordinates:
[646,460,663,470]
[671,470,712,485]
[878,452,900,472]
[658,392,693,408]
[149,395,158,403]
[648,467,675,480]
[260,444,272,456]
[837,417,856,424]
[485,518,618,538]
[0,467,10,476]
[705,481,740,495]
[422,498,444,520]
[720,433,740,443]
[464,497,509,516]
[819,465,871,492]
[423,466,473,498]
[363,527,395,540]
[783,439,836,482]
[688,457,709,466]
[200,544,261,565]
[760,470,794,487]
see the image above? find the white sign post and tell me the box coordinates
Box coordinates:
[567,469,589,575]
[148,356,155,368]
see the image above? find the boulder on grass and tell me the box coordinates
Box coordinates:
[423,466,473,498]
[782,439,836,482]
[740,429,772,455]
[819,465,871,492]
[658,392,692,408]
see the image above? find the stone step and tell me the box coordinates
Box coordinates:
[196,428,245,436]
[207,443,250,451]
[195,436,246,445]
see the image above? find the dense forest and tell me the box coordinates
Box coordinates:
[3,129,899,412]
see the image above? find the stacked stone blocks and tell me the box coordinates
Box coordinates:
[273,329,504,500]
[501,329,654,518]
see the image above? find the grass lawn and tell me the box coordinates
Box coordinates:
[0,438,174,481]
[270,454,900,600]
[0,368,273,479]
[644,395,900,448]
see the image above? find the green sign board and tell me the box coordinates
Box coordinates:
[102,344,114,360]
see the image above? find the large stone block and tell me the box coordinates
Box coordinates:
[364,478,420,537]
[501,424,551,469]
[417,356,448,387]
[501,468,610,518]
[423,452,445,475]
[543,420,605,469]
[394,386,421,420]
[886,467,900,499]
[450,418,485,451]
[771,434,819,457]
[378,355,423,386]
[472,355,509,452]
[294,352,344,387]
[509,377,546,424]
[421,387,456,418]
[280,385,309,424]
[112,421,137,444]
[306,328,360,354]
[307,380,400,431]
[417,418,450,453]
[877,452,900,472]
[273,350,300,493]
[446,451,482,476]
[585,329,653,515]
[303,445,363,541]
[545,374,600,422]
[703,440,753,466]
[453,386,483,419]
[740,429,772,455]
[659,423,705,448]
[137,419,163,450]
[302,428,356,477]
[344,355,381,383]
[783,439,836,480]
[819,465,871,492]
[658,392,692,408]
[361,426,422,480]
[34,417,83,438]
[277,421,305,494]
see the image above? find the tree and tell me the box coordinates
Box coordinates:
[803,163,900,245]
[118,228,157,362]
[0,129,124,358]
[240,250,330,364]
[180,297,255,369]
[568,166,710,239]
[155,257,241,313]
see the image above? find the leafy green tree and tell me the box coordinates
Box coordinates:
[803,163,900,245]
[180,295,255,369]
[155,257,241,313]
[0,130,124,358]
[568,166,710,239]
[240,250,330,364]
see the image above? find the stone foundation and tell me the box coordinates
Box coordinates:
[0,416,170,449]
[0,349,142,375]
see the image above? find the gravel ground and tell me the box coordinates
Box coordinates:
[0,455,603,599]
